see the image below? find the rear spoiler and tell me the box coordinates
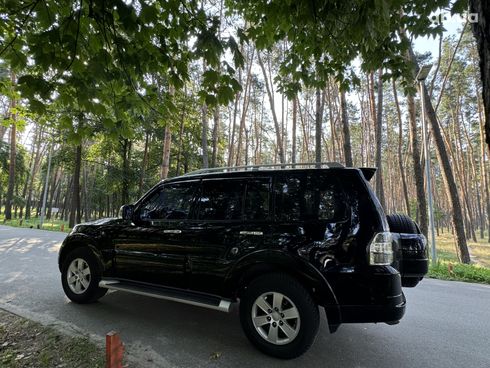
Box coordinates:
[359,167,376,181]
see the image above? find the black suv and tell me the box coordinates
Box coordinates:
[58,163,428,359]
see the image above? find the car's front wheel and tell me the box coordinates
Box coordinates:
[61,247,107,303]
[239,273,319,359]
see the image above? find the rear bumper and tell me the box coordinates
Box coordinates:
[335,292,406,324]
[324,265,406,328]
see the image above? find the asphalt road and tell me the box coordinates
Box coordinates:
[1,225,489,368]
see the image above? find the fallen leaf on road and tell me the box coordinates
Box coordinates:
[210,352,222,360]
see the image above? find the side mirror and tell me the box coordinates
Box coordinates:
[120,204,134,221]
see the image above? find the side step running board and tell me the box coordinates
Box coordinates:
[99,279,232,313]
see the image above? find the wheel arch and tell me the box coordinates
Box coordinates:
[58,234,104,272]
[224,250,341,330]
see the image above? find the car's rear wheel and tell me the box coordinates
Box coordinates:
[61,247,107,303]
[239,273,319,359]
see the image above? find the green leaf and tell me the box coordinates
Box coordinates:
[203,70,219,85]
[451,0,468,15]
[29,100,46,114]
[204,94,217,106]
[140,4,158,24]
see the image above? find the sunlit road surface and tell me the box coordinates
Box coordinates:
[1,225,489,368]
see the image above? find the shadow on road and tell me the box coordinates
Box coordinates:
[63,290,420,368]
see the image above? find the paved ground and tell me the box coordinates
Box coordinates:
[1,225,489,368]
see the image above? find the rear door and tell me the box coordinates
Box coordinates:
[187,177,272,295]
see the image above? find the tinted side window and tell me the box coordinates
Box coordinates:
[274,173,346,222]
[274,175,303,221]
[198,180,245,221]
[244,179,270,221]
[139,182,197,221]
[304,174,346,221]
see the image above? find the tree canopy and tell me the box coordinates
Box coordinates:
[0,0,243,141]
[233,0,448,92]
[1,0,456,114]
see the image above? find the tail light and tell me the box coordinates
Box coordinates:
[369,232,394,265]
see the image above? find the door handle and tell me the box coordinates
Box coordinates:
[240,231,263,236]
[163,229,182,234]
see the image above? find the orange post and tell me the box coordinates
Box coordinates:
[60,224,65,232]
[106,331,124,368]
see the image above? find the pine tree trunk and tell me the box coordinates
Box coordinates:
[421,84,471,263]
[298,101,311,162]
[470,0,490,153]
[292,96,297,164]
[211,0,224,167]
[392,80,411,215]
[340,89,353,166]
[326,81,336,161]
[257,51,285,164]
[4,72,16,220]
[83,163,89,222]
[138,132,149,197]
[161,126,171,179]
[47,167,60,220]
[201,59,209,169]
[478,96,490,241]
[227,72,241,166]
[69,144,82,228]
[236,48,255,166]
[4,123,16,220]
[19,129,36,219]
[368,73,377,166]
[61,176,72,221]
[0,126,6,141]
[176,97,186,175]
[315,87,322,164]
[211,108,220,167]
[201,102,209,168]
[407,93,429,236]
[25,129,44,219]
[375,69,386,208]
[121,139,131,205]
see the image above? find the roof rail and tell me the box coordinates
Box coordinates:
[183,162,345,176]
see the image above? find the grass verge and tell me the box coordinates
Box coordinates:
[0,217,71,233]
[0,309,104,368]
[428,260,490,285]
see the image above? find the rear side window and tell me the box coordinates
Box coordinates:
[274,175,302,221]
[244,179,270,221]
[304,174,346,220]
[274,173,346,222]
[198,179,245,221]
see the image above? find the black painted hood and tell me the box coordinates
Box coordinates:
[70,218,124,234]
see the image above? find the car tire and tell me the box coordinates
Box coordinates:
[61,247,107,304]
[387,213,418,234]
[239,273,319,359]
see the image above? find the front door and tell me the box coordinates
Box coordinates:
[112,180,198,288]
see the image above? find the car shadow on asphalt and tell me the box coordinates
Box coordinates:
[63,290,428,368]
